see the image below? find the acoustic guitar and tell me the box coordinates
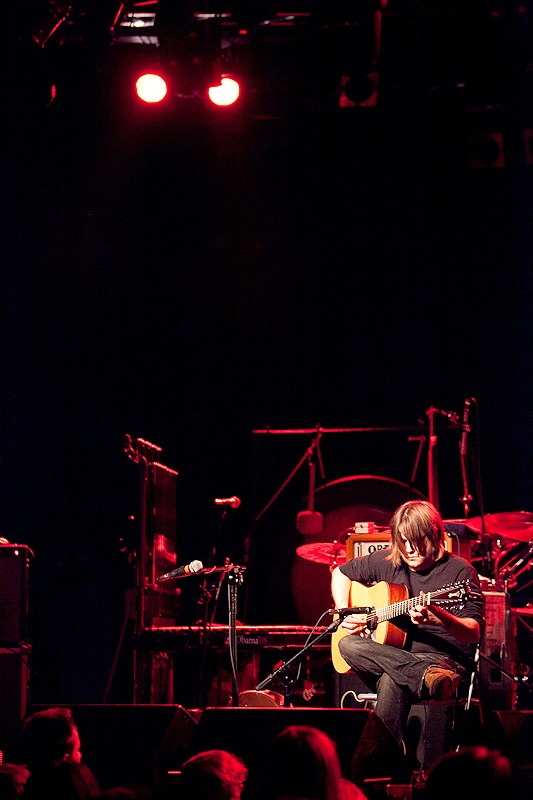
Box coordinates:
[331,580,469,673]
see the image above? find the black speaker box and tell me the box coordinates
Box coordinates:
[486,710,533,768]
[333,670,482,772]
[187,706,410,793]
[21,704,198,789]
[0,545,30,646]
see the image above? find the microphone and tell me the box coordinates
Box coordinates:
[331,607,373,619]
[214,496,241,508]
[157,560,204,582]
[439,409,459,425]
[460,398,471,456]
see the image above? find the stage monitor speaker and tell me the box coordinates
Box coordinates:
[333,670,482,771]
[486,710,533,769]
[0,545,31,646]
[187,706,410,793]
[22,704,197,789]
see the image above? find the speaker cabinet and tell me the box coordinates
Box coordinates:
[480,591,517,710]
[187,706,410,793]
[486,710,533,768]
[0,545,31,646]
[332,670,481,772]
[23,704,197,789]
[0,646,31,752]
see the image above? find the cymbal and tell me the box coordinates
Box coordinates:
[443,519,479,539]
[296,541,346,565]
[466,511,533,542]
[511,607,533,617]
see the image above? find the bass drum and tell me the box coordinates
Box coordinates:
[291,475,427,625]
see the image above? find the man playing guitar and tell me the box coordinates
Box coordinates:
[330,500,485,747]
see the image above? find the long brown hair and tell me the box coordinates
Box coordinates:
[387,500,445,568]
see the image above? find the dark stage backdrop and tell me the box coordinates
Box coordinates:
[1,9,532,705]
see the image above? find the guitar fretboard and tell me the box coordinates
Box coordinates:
[370,585,463,624]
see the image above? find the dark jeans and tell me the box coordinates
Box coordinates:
[338,636,465,745]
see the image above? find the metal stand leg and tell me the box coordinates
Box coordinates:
[103,588,137,703]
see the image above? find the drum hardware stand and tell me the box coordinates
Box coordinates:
[426,407,441,509]
[496,539,533,591]
[458,397,473,519]
[408,434,426,489]
[254,614,342,705]
[253,427,326,524]
[253,420,460,516]
[251,422,455,524]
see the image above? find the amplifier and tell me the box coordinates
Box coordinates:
[346,531,391,559]
[0,645,31,752]
[480,591,517,710]
[0,545,31,646]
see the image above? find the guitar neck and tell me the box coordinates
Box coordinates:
[373,588,450,624]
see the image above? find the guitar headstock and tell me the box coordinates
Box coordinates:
[432,581,473,611]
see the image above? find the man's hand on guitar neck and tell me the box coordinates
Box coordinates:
[409,593,442,627]
[410,593,482,644]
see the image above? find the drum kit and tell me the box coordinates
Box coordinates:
[296,510,533,614]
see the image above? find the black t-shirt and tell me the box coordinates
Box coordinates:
[338,549,485,664]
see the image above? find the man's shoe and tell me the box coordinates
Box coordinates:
[424,667,461,701]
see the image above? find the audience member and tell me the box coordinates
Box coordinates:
[0,764,29,800]
[423,746,514,800]
[258,724,367,800]
[23,762,101,800]
[19,707,83,772]
[15,707,101,800]
[167,749,248,800]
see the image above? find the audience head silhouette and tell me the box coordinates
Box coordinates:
[20,707,82,771]
[260,724,364,800]
[17,707,100,800]
[424,745,514,800]
[0,764,29,800]
[175,749,248,800]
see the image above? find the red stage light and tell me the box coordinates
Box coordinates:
[135,73,168,103]
[208,77,240,107]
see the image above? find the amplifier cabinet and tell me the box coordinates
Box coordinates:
[0,645,31,752]
[0,545,31,646]
[346,533,391,559]
[480,591,517,711]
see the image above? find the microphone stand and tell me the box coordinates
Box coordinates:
[254,617,342,704]
[459,436,473,519]
[228,565,246,706]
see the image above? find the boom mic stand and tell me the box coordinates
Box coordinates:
[254,614,342,705]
